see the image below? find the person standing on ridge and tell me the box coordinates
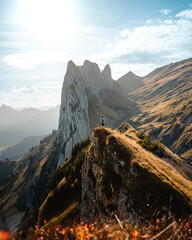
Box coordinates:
[100,116,105,127]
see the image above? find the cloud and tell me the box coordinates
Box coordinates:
[89,8,192,77]
[146,19,153,24]
[1,7,192,84]
[0,82,62,109]
[2,25,117,70]
[160,9,171,15]
[119,29,131,38]
[176,9,192,19]
[2,51,68,70]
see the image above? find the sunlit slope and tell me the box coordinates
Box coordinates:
[130,58,192,160]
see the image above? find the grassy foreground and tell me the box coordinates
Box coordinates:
[3,215,192,239]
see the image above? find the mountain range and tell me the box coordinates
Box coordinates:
[0,58,191,236]
[0,105,59,148]
[0,135,45,161]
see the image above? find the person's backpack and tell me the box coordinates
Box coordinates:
[101,118,105,124]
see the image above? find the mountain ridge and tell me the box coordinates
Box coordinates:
[0,135,45,161]
[0,105,59,148]
[129,57,192,161]
[36,125,192,231]
[117,71,145,93]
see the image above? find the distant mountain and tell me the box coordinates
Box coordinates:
[117,71,144,93]
[130,57,192,161]
[0,135,45,161]
[0,105,59,147]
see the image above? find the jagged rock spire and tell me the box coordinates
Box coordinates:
[56,60,114,167]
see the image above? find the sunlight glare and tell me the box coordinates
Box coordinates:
[20,0,76,43]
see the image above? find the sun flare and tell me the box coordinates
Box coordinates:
[19,0,76,43]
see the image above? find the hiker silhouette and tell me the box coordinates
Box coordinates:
[100,116,105,127]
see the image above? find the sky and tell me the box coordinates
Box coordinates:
[0,0,192,109]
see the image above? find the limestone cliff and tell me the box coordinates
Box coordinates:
[55,60,135,167]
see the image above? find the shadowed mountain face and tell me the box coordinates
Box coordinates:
[0,135,45,161]
[117,71,144,94]
[0,105,59,148]
[129,58,192,161]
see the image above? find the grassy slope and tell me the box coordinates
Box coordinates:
[94,127,192,206]
[0,133,56,222]
[37,124,192,231]
[37,138,91,227]
[129,58,192,159]
[114,131,192,201]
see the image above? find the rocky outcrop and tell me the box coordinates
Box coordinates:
[55,60,135,167]
[37,126,192,228]
[56,61,91,166]
[81,127,192,222]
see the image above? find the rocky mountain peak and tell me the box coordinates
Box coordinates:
[0,104,13,111]
[102,64,112,79]
[83,59,99,69]
[103,64,111,76]
[67,60,76,72]
[56,60,115,167]
[117,70,144,93]
[127,70,134,76]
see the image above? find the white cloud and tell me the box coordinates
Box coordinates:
[146,19,153,24]
[2,51,68,70]
[160,9,171,15]
[176,9,192,19]
[89,9,192,77]
[0,82,62,109]
[1,7,192,90]
[119,29,131,37]
[2,25,117,70]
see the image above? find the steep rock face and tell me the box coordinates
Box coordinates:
[56,61,91,166]
[56,60,135,167]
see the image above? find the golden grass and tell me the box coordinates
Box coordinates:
[112,131,192,204]
[94,127,192,205]
[42,201,80,230]
[181,149,192,160]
